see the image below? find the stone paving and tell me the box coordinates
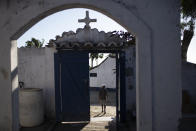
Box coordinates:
[21,116,196,131]
[90,105,116,118]
[20,106,118,131]
[20,106,136,131]
[52,105,117,131]
[53,121,117,131]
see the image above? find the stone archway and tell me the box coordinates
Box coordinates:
[0,1,181,131]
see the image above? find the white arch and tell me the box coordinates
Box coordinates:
[0,1,181,131]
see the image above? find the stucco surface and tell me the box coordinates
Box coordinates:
[0,0,180,131]
[18,47,56,119]
[90,56,116,89]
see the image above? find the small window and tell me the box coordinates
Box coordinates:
[90,73,97,77]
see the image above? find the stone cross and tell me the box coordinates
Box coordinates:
[78,11,97,29]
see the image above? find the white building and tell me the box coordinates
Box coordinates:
[90,55,116,88]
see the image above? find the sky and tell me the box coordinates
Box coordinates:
[17,8,196,64]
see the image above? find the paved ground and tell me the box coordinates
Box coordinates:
[53,121,117,131]
[21,106,119,131]
[53,106,118,131]
[21,106,196,131]
[19,105,138,131]
[90,105,116,118]
[20,110,196,131]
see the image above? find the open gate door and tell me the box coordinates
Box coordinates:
[54,51,90,122]
[116,51,126,123]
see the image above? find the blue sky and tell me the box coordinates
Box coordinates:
[18,8,196,64]
[18,8,126,47]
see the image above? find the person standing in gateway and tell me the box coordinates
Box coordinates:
[99,84,108,113]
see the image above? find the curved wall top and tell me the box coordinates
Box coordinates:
[0,1,151,40]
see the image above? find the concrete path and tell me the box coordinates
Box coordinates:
[53,121,116,131]
[91,116,115,122]
[52,116,116,131]
[20,106,136,131]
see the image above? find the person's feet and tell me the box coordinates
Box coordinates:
[104,109,106,114]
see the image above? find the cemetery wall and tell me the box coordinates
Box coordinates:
[20,47,196,120]
[18,47,56,119]
[90,46,137,113]
[90,56,116,88]
[90,48,196,115]
[0,1,181,131]
[18,47,137,119]
[20,47,196,121]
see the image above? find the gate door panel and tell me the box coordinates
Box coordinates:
[116,51,126,123]
[55,51,90,122]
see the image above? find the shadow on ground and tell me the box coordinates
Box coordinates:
[20,120,55,131]
[93,112,107,117]
[53,122,89,131]
[178,117,196,131]
[20,119,137,131]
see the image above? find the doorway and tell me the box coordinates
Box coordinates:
[54,50,126,125]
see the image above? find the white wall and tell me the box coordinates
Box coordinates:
[18,47,56,119]
[90,46,136,111]
[18,47,137,119]
[0,1,181,131]
[90,56,116,88]
[19,48,196,122]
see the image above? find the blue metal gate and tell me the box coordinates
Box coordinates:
[116,51,126,123]
[54,51,90,122]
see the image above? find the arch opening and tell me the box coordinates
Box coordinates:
[16,7,137,130]
[12,4,136,40]
[9,3,153,131]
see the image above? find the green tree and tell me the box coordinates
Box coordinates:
[112,0,196,62]
[181,0,196,61]
[25,38,44,48]
[111,30,135,45]
[89,53,104,67]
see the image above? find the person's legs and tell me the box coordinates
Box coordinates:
[103,100,106,113]
[100,100,104,112]
[100,100,106,113]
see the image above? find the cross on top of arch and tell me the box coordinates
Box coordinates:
[78,11,97,29]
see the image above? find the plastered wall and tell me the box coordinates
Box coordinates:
[0,1,181,131]
[18,47,56,119]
